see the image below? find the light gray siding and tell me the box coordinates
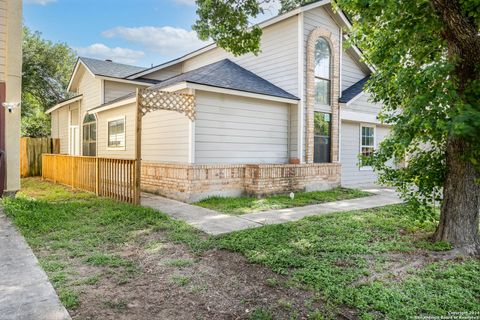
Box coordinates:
[57,107,69,154]
[142,109,190,163]
[95,102,190,162]
[50,109,59,139]
[184,15,300,96]
[194,91,290,164]
[103,80,138,104]
[96,103,136,159]
[340,121,389,186]
[344,92,383,115]
[142,64,183,81]
[342,51,367,91]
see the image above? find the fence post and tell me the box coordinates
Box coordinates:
[53,155,57,183]
[95,157,100,196]
[70,157,74,190]
[135,89,142,205]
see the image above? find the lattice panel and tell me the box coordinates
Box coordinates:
[138,89,196,120]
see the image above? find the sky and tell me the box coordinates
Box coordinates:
[23,0,281,68]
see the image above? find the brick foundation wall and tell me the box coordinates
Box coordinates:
[245,163,341,196]
[141,161,341,203]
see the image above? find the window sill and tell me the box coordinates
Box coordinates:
[107,146,126,151]
[359,166,373,171]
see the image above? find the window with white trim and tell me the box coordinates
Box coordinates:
[108,118,125,148]
[314,38,331,106]
[82,114,96,156]
[360,125,375,167]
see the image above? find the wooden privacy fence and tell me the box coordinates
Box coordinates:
[42,154,139,204]
[20,138,60,177]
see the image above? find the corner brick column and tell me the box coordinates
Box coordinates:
[306,28,340,164]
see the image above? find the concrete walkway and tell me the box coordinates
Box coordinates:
[0,210,71,320]
[141,187,402,235]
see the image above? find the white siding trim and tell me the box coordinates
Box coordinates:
[340,109,382,124]
[188,119,195,164]
[45,95,83,114]
[339,30,343,95]
[100,79,105,104]
[89,97,136,114]
[297,12,305,162]
[97,76,153,86]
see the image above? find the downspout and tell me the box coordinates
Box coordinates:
[0,82,6,196]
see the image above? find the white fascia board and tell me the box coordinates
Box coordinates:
[186,83,300,104]
[340,109,384,125]
[67,60,96,92]
[46,95,83,114]
[97,76,154,87]
[88,97,136,114]
[343,34,375,73]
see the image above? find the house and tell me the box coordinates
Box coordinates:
[47,0,389,202]
[0,0,22,197]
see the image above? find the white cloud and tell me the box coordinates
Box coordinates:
[172,0,196,6]
[75,44,145,65]
[24,0,56,5]
[101,26,207,57]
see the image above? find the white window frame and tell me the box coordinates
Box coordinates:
[314,37,331,109]
[106,116,126,150]
[359,123,376,171]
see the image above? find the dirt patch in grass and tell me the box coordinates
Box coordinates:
[69,235,323,320]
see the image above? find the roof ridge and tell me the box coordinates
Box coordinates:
[79,56,146,70]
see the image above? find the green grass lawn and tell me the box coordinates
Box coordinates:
[216,205,480,319]
[194,187,372,215]
[3,178,479,319]
[3,178,209,310]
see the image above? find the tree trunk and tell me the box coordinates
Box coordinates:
[429,0,480,256]
[433,137,480,256]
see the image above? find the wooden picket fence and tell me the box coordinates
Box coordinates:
[20,137,60,177]
[42,154,139,204]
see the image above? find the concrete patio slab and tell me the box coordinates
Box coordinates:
[0,210,71,320]
[141,188,403,235]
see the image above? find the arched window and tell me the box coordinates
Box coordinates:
[314,38,331,105]
[82,114,96,156]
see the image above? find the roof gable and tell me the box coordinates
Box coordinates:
[153,59,299,101]
[339,76,369,103]
[79,57,146,78]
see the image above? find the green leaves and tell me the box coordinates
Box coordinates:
[337,0,480,213]
[22,27,76,137]
[193,0,266,55]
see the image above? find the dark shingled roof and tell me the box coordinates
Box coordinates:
[152,59,299,101]
[79,57,147,78]
[339,76,370,103]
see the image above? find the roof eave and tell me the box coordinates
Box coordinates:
[88,96,137,114]
[46,94,83,114]
[67,59,96,92]
[185,82,299,104]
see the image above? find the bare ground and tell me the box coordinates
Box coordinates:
[62,232,326,320]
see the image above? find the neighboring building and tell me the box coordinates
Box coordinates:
[0,0,22,196]
[47,0,389,202]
